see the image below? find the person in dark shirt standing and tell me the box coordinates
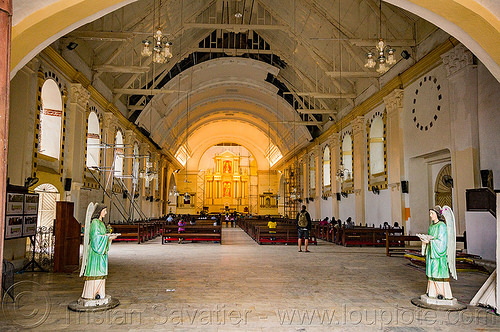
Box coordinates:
[296,205,312,252]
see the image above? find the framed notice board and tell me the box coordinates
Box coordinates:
[4,187,39,239]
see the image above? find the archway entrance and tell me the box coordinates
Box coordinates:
[34,183,60,228]
[435,164,453,208]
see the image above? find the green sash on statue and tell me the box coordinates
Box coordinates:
[84,219,109,277]
[426,221,449,279]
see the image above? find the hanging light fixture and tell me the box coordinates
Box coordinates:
[141,0,173,64]
[336,0,346,184]
[365,0,396,73]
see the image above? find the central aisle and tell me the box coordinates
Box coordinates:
[2,227,496,331]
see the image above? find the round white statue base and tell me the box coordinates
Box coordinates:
[411,294,466,311]
[68,295,120,312]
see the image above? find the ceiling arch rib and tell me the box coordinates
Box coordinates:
[186,120,280,171]
[135,57,312,158]
[170,110,292,161]
[148,90,307,151]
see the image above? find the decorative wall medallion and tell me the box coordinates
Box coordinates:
[411,75,442,131]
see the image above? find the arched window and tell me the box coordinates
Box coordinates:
[342,132,353,182]
[309,154,316,193]
[86,111,100,168]
[323,146,331,187]
[367,113,387,188]
[145,152,151,188]
[114,131,124,177]
[132,143,139,185]
[39,79,62,159]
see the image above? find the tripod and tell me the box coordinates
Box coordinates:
[21,234,46,272]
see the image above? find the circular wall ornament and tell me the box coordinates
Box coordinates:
[411,75,442,131]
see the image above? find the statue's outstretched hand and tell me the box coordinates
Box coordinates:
[108,233,121,241]
[416,233,433,244]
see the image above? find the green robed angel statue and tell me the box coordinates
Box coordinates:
[79,203,119,301]
[417,205,457,300]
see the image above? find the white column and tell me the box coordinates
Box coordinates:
[441,44,480,235]
[313,145,321,218]
[66,84,90,216]
[352,116,366,226]
[384,89,406,231]
[329,133,340,219]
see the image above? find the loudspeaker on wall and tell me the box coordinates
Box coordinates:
[64,178,72,191]
[401,180,408,193]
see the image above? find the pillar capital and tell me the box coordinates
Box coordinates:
[383,89,404,116]
[312,144,321,156]
[441,44,475,77]
[352,116,365,135]
[328,132,340,147]
[124,129,136,145]
[69,83,91,107]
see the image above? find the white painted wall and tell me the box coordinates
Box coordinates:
[339,194,355,224]
[320,196,333,220]
[465,211,497,261]
[365,188,392,227]
[403,65,451,234]
[477,62,500,189]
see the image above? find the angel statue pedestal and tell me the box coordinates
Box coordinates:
[68,203,121,312]
[411,206,466,311]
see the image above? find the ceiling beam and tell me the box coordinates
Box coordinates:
[191,48,273,55]
[326,71,380,78]
[68,31,135,41]
[297,109,337,114]
[363,0,403,40]
[274,120,328,126]
[303,0,378,86]
[349,39,416,47]
[183,23,287,31]
[285,92,356,99]
[114,88,184,95]
[94,65,151,73]
[259,1,355,106]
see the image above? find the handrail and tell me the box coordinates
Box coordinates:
[466,188,496,218]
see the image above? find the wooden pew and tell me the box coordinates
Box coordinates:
[385,234,420,256]
[342,227,403,246]
[256,226,317,245]
[162,224,222,244]
[386,233,467,256]
[110,224,142,244]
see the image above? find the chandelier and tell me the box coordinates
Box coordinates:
[364,0,396,73]
[139,161,158,182]
[141,28,173,64]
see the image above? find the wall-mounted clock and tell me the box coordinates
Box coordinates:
[411,75,442,131]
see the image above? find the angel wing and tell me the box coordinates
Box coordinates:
[442,205,457,280]
[79,202,96,277]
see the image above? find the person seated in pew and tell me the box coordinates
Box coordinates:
[267,219,277,241]
[319,217,329,227]
[190,217,196,226]
[393,222,401,229]
[177,218,186,244]
[382,221,390,229]
[345,217,354,229]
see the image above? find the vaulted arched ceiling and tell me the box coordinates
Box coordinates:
[10,0,500,170]
[135,57,311,168]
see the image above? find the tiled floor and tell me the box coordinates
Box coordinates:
[1,227,498,331]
